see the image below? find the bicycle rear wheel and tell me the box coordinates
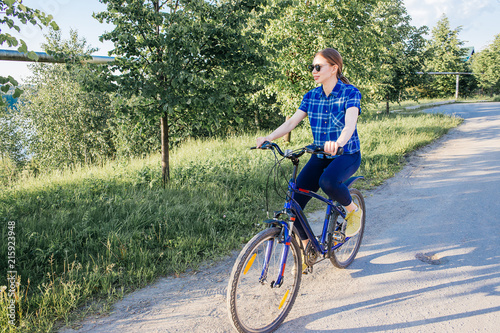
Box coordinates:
[227,227,302,333]
[330,188,365,268]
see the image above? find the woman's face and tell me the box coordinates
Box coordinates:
[311,54,338,85]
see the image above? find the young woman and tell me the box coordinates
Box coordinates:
[256,48,362,251]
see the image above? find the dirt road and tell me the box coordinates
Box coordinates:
[61,102,500,333]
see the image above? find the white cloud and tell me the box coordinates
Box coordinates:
[404,0,497,27]
[403,0,500,49]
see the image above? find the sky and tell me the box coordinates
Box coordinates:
[404,0,500,50]
[1,0,114,83]
[1,0,500,83]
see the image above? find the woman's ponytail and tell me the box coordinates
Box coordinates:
[338,73,350,85]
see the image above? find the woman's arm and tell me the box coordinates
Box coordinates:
[257,109,307,147]
[324,106,359,154]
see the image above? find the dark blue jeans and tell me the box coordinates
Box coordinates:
[294,152,361,239]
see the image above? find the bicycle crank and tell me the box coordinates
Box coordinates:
[304,242,319,268]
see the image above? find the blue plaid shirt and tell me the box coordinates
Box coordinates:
[298,81,362,154]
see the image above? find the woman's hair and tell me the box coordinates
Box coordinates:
[317,48,351,85]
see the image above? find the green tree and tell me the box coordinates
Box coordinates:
[107,93,162,158]
[0,104,28,184]
[423,15,467,98]
[0,0,58,105]
[265,0,380,117]
[369,0,428,113]
[0,107,25,161]
[95,0,268,183]
[457,51,478,97]
[17,29,115,169]
[264,0,429,118]
[472,34,500,95]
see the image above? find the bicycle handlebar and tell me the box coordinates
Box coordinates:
[304,144,344,157]
[251,141,344,158]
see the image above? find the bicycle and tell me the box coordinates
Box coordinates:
[227,141,366,333]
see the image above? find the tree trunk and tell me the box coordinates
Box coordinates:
[386,99,390,114]
[284,116,291,143]
[161,114,169,185]
[155,1,169,185]
[254,109,260,130]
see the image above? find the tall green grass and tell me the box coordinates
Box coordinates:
[0,112,462,332]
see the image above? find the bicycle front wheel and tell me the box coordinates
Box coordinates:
[227,227,302,333]
[330,188,366,268]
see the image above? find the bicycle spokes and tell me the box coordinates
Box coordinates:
[330,188,365,269]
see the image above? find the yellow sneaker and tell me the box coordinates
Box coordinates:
[301,252,308,274]
[345,206,362,237]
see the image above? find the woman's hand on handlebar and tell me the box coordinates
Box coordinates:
[256,136,270,148]
[324,141,340,155]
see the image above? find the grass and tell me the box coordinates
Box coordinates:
[0,110,462,332]
[372,97,456,113]
[372,95,497,114]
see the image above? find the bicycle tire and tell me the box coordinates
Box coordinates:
[330,188,365,269]
[227,227,302,333]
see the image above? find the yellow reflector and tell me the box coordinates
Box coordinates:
[278,289,290,310]
[243,253,257,275]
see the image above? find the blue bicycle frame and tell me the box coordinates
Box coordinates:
[259,156,363,287]
[286,175,364,255]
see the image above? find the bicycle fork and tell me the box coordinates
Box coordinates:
[257,223,294,310]
[259,220,294,288]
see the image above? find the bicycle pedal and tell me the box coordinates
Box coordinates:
[333,231,345,243]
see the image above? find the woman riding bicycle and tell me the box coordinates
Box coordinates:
[256,48,362,249]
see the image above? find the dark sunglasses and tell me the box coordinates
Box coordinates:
[308,64,325,72]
